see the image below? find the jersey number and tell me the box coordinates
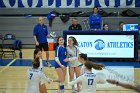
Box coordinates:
[88,79,94,85]
[29,73,33,80]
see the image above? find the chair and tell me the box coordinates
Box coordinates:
[82,19,90,30]
[2,34,16,58]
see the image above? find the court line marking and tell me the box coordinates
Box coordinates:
[0,58,17,73]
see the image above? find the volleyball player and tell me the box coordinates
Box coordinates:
[63,36,82,92]
[69,61,106,93]
[33,48,48,93]
[54,36,68,93]
[27,57,52,93]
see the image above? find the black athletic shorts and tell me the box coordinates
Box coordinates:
[36,42,48,51]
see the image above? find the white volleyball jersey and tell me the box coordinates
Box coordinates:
[66,45,82,67]
[27,68,50,93]
[81,65,94,75]
[80,65,85,74]
[69,72,106,93]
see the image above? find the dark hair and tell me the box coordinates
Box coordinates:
[55,36,66,47]
[34,48,41,59]
[103,23,108,27]
[72,18,78,21]
[103,23,109,30]
[79,53,88,61]
[32,57,40,68]
[93,7,98,10]
[119,21,124,26]
[69,36,78,46]
[85,61,104,70]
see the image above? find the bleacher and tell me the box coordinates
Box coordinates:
[0,13,140,48]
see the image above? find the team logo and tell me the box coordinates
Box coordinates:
[94,39,105,50]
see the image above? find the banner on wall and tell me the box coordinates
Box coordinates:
[0,0,140,8]
[67,35,135,58]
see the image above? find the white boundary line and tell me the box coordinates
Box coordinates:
[0,58,17,73]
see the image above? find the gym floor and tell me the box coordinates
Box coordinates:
[0,49,140,93]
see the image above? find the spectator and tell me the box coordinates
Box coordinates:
[68,18,82,30]
[118,21,125,31]
[89,7,102,31]
[103,23,110,31]
[33,16,51,67]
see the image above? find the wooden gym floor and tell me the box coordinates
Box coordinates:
[0,49,140,93]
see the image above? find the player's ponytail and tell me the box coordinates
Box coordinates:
[79,53,88,61]
[33,48,41,68]
[32,57,40,68]
[92,62,104,70]
[85,61,104,70]
[34,48,41,59]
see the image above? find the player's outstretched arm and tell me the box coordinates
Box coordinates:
[68,75,83,86]
[107,79,139,92]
